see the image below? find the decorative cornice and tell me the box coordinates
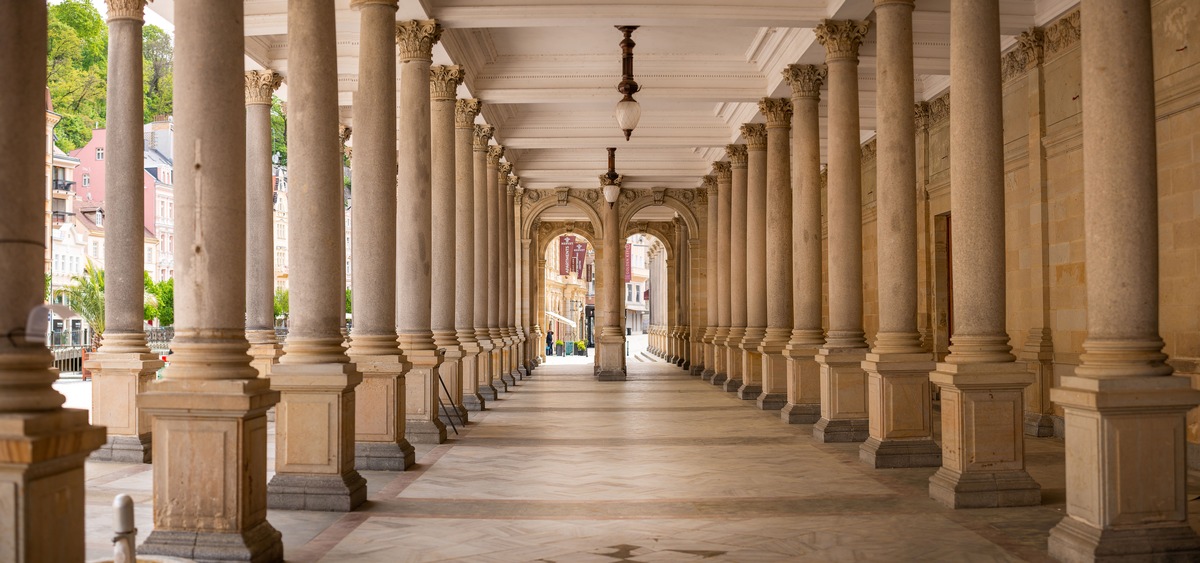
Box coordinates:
[430,65,465,101]
[1002,28,1044,83]
[499,162,513,176]
[350,0,399,9]
[105,0,146,22]
[396,19,442,62]
[914,102,931,130]
[473,124,494,151]
[814,19,870,62]
[1044,10,1080,58]
[927,92,950,126]
[782,64,827,100]
[712,161,732,182]
[339,124,352,145]
[487,144,505,165]
[861,138,876,162]
[759,98,792,127]
[725,145,748,168]
[702,175,717,198]
[741,123,767,150]
[456,98,482,129]
[244,70,283,105]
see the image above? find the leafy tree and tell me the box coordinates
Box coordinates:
[142,24,173,121]
[142,272,160,322]
[345,288,352,315]
[55,259,105,349]
[47,0,109,152]
[154,278,174,326]
[270,97,287,165]
[273,288,289,317]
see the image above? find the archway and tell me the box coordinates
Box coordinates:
[538,230,596,365]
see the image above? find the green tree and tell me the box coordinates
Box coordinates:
[142,272,160,322]
[47,0,109,152]
[55,259,105,349]
[142,24,173,121]
[270,96,287,165]
[274,288,289,317]
[345,288,352,315]
[154,278,174,326]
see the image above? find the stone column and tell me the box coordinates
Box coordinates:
[711,161,733,385]
[267,0,367,511]
[812,20,870,443]
[781,64,826,424]
[347,0,414,472]
[1048,2,1200,558]
[137,0,283,557]
[503,170,521,383]
[739,124,767,398]
[473,126,498,404]
[756,98,793,411]
[512,179,530,378]
[700,174,719,380]
[596,176,627,381]
[533,248,547,364]
[86,0,162,463]
[723,144,748,392]
[457,99,484,411]
[665,254,678,361]
[245,71,284,380]
[486,146,508,392]
[396,19,447,445]
[0,4,105,559]
[927,1,1039,508]
[430,65,465,427]
[858,0,941,469]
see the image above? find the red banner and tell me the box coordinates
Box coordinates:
[559,235,574,276]
[572,241,587,276]
[624,243,632,282]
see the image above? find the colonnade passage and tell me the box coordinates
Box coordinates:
[4,1,1200,562]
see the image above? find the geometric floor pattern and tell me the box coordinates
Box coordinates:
[80,358,1200,562]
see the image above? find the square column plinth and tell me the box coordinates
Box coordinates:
[138,378,284,561]
[813,347,869,443]
[928,362,1040,509]
[489,346,508,393]
[710,333,729,385]
[86,351,162,462]
[595,333,627,381]
[1048,375,1200,561]
[723,329,746,391]
[0,409,105,562]
[756,331,789,411]
[268,364,368,512]
[476,338,498,402]
[701,340,718,381]
[460,342,485,411]
[782,344,822,424]
[351,353,416,471]
[738,331,765,400]
[404,350,448,444]
[438,348,469,426]
[860,352,941,468]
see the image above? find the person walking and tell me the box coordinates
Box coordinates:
[545,329,554,356]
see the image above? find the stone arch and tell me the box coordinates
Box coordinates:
[622,221,676,259]
[521,190,605,241]
[618,188,702,237]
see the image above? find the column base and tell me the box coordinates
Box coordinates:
[89,433,151,463]
[859,436,942,469]
[736,384,762,401]
[462,393,486,411]
[723,377,742,392]
[596,369,627,381]
[928,467,1041,509]
[141,519,283,563]
[781,401,820,424]
[479,383,499,402]
[406,418,447,444]
[355,440,416,471]
[700,368,716,381]
[756,392,787,411]
[690,363,703,376]
[267,472,368,512]
[1048,515,1200,563]
[711,373,728,386]
[813,416,869,443]
[439,404,468,427]
[1024,411,1056,437]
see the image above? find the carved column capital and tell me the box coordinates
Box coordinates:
[782,64,827,100]
[507,175,520,196]
[814,19,871,62]
[499,162,513,177]
[725,145,747,168]
[487,144,505,165]
[712,161,732,182]
[430,65,465,101]
[244,70,283,105]
[741,123,767,150]
[473,124,494,151]
[396,19,442,62]
[759,98,793,128]
[105,0,147,22]
[456,98,482,129]
[1003,27,1045,82]
[702,174,718,197]
[350,0,399,9]
[914,102,931,130]
[339,124,352,145]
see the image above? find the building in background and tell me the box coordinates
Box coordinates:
[624,234,650,335]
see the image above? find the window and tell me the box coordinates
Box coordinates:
[635,285,641,302]
[82,174,90,187]
[146,247,153,263]
[95,147,104,160]
[90,241,98,257]
[626,284,633,302]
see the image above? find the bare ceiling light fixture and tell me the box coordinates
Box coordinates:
[601,147,622,207]
[614,25,641,141]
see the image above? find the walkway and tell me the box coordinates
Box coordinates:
[80,360,1199,562]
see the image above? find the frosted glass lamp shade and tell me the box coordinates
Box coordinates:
[614,98,641,140]
[603,184,621,206]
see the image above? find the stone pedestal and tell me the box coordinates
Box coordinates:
[723,328,745,392]
[860,352,941,468]
[596,332,627,381]
[738,328,764,401]
[247,329,282,379]
[927,362,1039,508]
[710,329,729,386]
[782,341,822,424]
[350,348,415,471]
[460,340,485,411]
[813,347,869,442]
[756,329,789,411]
[476,337,499,401]
[404,349,448,444]
[86,346,161,462]
[438,347,469,425]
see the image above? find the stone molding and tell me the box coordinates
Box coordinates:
[350,0,399,9]
[814,19,870,62]
[1043,9,1080,59]
[1002,28,1044,83]
[430,65,464,100]
[741,123,767,150]
[499,162,513,177]
[759,98,793,127]
[105,0,146,22]
[396,20,442,62]
[861,138,876,163]
[925,92,949,127]
[782,64,827,100]
[245,70,283,105]
[702,174,717,198]
[473,124,494,151]
[456,98,482,128]
[487,145,505,165]
[712,161,732,182]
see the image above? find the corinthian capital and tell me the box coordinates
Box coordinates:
[741,123,767,150]
[726,145,748,168]
[105,0,147,22]
[712,161,732,183]
[759,98,793,127]
[474,125,494,151]
[350,0,399,9]
[814,19,870,62]
[487,145,505,166]
[244,70,283,105]
[499,162,514,177]
[396,20,442,62]
[506,175,520,195]
[782,64,827,100]
[702,174,718,197]
[430,65,465,101]
[456,98,482,128]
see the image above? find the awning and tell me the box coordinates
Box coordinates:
[544,310,577,328]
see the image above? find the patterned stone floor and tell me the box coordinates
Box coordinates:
[78,358,1200,562]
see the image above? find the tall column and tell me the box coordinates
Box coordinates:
[456,99,484,411]
[503,171,522,383]
[246,71,284,380]
[1048,1,1200,558]
[723,144,748,392]
[486,146,508,392]
[473,127,498,404]
[0,4,105,559]
[86,0,162,463]
[781,64,826,424]
[430,65,466,426]
[927,1,1039,508]
[812,20,870,443]
[512,179,530,378]
[711,161,733,386]
[348,0,414,472]
[533,249,547,364]
[739,124,768,400]
[137,0,283,558]
[396,20,447,445]
[497,165,512,383]
[858,0,941,469]
[267,0,367,511]
[757,99,792,411]
[596,176,627,380]
[700,175,719,380]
